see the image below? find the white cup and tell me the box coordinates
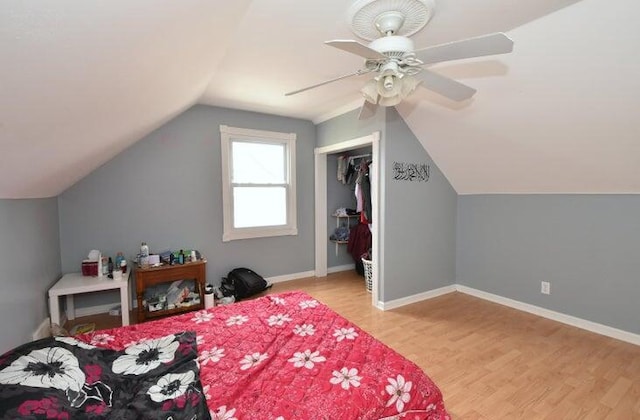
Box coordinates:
[205,293,215,309]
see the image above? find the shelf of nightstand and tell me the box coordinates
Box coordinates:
[135,259,207,323]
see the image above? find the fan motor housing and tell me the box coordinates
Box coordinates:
[368,36,415,58]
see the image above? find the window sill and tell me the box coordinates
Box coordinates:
[223,227,298,242]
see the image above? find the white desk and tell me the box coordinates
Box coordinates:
[48,271,130,327]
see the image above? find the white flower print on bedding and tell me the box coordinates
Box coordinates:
[210,405,237,420]
[0,347,86,393]
[239,352,268,370]
[112,334,180,375]
[123,338,149,348]
[293,324,315,337]
[199,347,225,365]
[267,314,292,327]
[333,327,358,342]
[203,384,212,400]
[288,350,326,369]
[54,336,96,350]
[90,333,115,346]
[298,299,318,309]
[191,310,214,324]
[270,296,286,305]
[147,370,195,402]
[196,335,205,346]
[329,367,362,390]
[226,315,249,326]
[385,374,412,413]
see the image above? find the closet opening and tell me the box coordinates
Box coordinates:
[314,132,381,308]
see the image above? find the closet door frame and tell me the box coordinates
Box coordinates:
[314,131,382,309]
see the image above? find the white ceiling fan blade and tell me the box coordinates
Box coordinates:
[415,33,514,65]
[285,69,372,96]
[325,40,388,60]
[416,69,477,101]
[358,99,378,120]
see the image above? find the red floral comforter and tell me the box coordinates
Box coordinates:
[78,291,450,420]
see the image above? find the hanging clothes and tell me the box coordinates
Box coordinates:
[361,161,372,224]
[337,155,347,184]
[355,182,363,213]
[347,223,372,264]
[345,159,356,184]
[353,159,371,224]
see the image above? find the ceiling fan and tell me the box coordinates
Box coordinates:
[285,0,514,119]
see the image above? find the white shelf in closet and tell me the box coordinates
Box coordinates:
[330,214,359,254]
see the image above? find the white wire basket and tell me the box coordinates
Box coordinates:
[361,258,373,293]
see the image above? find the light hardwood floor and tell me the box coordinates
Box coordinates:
[68,271,640,419]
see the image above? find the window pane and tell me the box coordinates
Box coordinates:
[232,141,285,183]
[233,187,287,228]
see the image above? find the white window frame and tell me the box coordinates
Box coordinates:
[220,125,297,242]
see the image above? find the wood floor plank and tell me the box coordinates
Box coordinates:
[600,377,633,409]
[65,271,640,419]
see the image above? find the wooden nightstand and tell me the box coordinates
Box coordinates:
[135,259,207,323]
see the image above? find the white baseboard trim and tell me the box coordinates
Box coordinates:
[32,317,51,341]
[375,283,639,346]
[266,270,316,284]
[327,264,355,274]
[456,285,640,346]
[379,285,457,311]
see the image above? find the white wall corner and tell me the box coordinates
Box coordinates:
[455,285,640,347]
[32,317,52,341]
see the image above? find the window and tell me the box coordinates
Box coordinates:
[220,125,297,241]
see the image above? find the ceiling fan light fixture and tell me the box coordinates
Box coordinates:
[377,75,402,98]
[361,79,379,104]
[383,75,394,90]
[378,94,403,107]
[400,75,421,97]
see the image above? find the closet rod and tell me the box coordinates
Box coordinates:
[348,153,371,160]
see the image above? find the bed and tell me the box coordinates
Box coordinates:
[0,291,450,419]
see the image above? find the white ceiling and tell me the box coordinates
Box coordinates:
[1,0,639,198]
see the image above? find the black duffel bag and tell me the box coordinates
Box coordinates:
[222,267,270,300]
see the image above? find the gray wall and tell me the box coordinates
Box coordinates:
[456,195,640,334]
[327,146,371,268]
[58,105,315,310]
[0,198,61,353]
[316,108,386,149]
[382,108,457,301]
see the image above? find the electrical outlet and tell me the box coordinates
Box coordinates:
[541,281,551,295]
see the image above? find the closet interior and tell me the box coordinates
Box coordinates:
[327,146,373,290]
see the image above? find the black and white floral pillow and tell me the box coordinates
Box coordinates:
[0,331,210,419]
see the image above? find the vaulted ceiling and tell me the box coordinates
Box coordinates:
[1,0,638,198]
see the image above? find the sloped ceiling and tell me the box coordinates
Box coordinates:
[1,0,638,198]
[0,0,252,198]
